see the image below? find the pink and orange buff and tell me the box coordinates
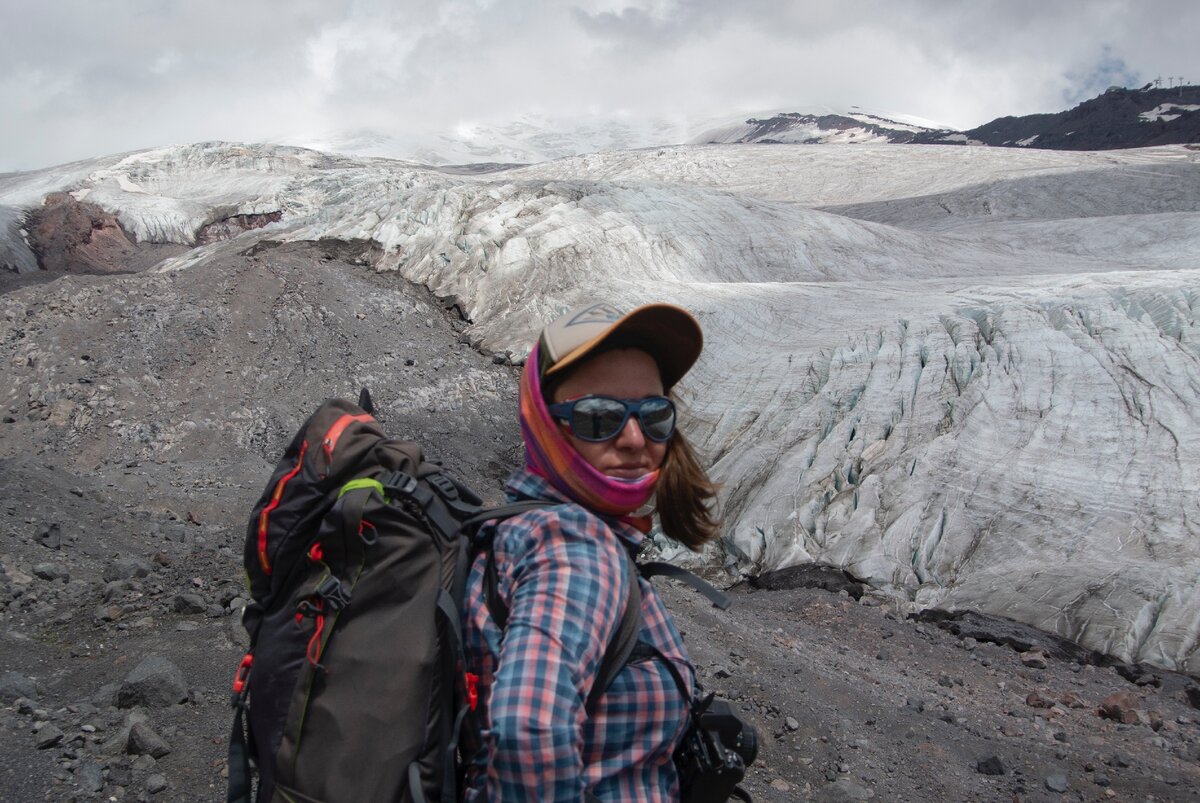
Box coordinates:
[519,344,658,531]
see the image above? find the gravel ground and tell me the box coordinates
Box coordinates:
[1,218,1198,802]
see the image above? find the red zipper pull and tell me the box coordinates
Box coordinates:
[465,672,479,711]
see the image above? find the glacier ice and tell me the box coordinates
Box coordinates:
[2,140,1199,673]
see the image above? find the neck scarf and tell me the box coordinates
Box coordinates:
[520,344,658,529]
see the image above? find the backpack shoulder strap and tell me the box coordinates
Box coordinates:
[586,549,642,714]
[639,560,732,610]
[468,501,558,632]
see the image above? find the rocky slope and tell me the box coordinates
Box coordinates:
[4,141,1200,680]
[689,86,1200,152]
[1,209,1199,801]
[943,85,1200,150]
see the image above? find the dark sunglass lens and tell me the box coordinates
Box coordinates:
[639,398,675,441]
[572,397,628,441]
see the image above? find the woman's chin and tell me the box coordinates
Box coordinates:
[604,469,652,481]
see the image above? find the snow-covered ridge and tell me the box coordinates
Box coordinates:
[1140,104,1200,123]
[281,113,703,167]
[3,141,1199,673]
[281,107,954,166]
[688,107,953,147]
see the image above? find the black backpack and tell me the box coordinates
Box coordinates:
[227,393,751,803]
[227,393,645,803]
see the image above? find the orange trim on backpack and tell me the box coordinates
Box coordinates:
[232,654,254,694]
[257,440,309,575]
[322,413,375,465]
[306,601,327,668]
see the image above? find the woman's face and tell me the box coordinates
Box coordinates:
[551,348,669,480]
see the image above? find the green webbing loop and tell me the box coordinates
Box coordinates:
[338,477,388,502]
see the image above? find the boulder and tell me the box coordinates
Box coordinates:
[976,755,1006,776]
[0,671,37,703]
[77,758,104,794]
[36,523,62,550]
[31,563,69,581]
[1020,649,1048,669]
[34,724,64,749]
[172,593,206,614]
[1045,772,1069,793]
[103,557,152,582]
[146,773,168,794]
[116,656,187,709]
[1098,691,1141,724]
[127,721,171,758]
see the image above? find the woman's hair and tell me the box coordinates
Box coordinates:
[656,426,722,550]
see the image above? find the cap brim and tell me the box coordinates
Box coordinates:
[542,303,703,390]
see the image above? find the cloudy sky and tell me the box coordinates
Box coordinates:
[3,0,1195,171]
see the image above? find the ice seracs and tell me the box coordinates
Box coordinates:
[2,139,1198,673]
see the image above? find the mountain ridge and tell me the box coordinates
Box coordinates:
[276,86,1200,168]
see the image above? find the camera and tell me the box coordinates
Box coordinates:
[675,694,758,803]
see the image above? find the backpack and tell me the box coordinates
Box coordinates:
[226,393,644,803]
[227,392,753,803]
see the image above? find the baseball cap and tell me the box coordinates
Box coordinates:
[537,302,703,390]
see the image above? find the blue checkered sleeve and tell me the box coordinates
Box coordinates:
[463,469,694,802]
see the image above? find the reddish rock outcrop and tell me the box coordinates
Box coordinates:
[196,212,282,245]
[25,193,186,274]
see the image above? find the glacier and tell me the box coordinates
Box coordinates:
[2,140,1199,673]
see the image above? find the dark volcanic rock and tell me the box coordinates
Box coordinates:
[917,609,1101,664]
[912,84,1200,150]
[1045,772,1069,793]
[976,754,1006,776]
[33,724,64,749]
[172,593,206,614]
[103,557,153,582]
[146,772,169,794]
[0,671,37,702]
[77,758,104,793]
[117,656,187,708]
[127,721,172,758]
[749,564,864,599]
[31,562,68,581]
[1114,662,1162,687]
[36,522,61,550]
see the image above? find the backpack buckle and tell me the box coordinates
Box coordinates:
[382,471,418,497]
[312,576,353,612]
[427,473,459,500]
[427,472,483,517]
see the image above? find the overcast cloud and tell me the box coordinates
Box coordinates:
[2,0,1195,171]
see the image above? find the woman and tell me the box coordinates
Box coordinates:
[463,301,721,801]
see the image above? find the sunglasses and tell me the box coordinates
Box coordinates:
[547,395,677,443]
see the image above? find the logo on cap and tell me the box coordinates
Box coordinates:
[566,303,624,327]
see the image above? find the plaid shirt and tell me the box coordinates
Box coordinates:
[463,469,694,802]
